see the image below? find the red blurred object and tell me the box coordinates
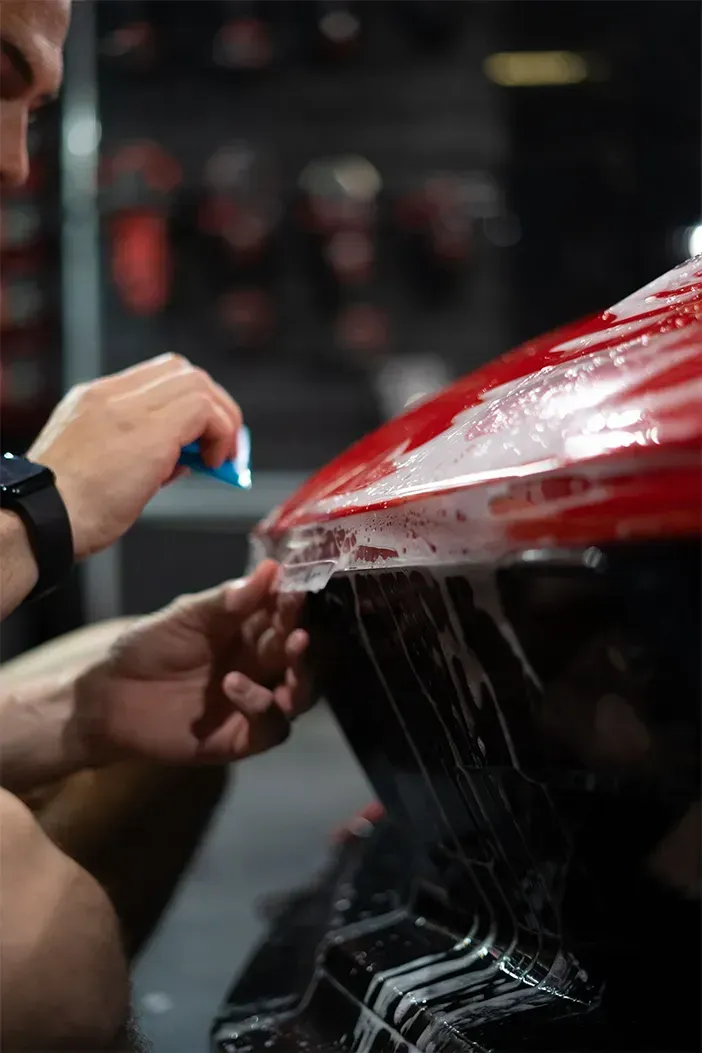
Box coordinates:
[199,143,281,277]
[298,156,385,356]
[200,198,271,263]
[1,151,48,259]
[103,21,155,67]
[218,287,274,348]
[0,133,57,432]
[298,155,380,237]
[0,256,50,332]
[257,258,702,581]
[102,142,181,316]
[99,0,157,71]
[0,328,55,432]
[324,230,374,285]
[334,302,389,356]
[109,212,172,317]
[0,199,44,256]
[212,15,272,71]
[396,174,474,271]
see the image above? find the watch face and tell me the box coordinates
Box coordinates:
[0,453,52,495]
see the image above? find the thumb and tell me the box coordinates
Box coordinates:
[174,560,278,632]
[222,559,279,619]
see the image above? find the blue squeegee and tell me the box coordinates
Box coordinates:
[178,426,252,489]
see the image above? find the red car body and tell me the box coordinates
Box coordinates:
[215,260,702,1053]
[258,256,701,578]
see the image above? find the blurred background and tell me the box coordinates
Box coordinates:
[0,1,700,1049]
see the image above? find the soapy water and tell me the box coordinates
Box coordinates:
[257,258,701,595]
[267,450,699,594]
[309,329,700,519]
[225,563,599,1052]
[342,568,592,1052]
[231,259,702,1051]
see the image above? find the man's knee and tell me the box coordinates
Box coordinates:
[0,788,130,1050]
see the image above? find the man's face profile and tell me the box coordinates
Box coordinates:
[0,0,70,188]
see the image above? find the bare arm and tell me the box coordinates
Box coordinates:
[0,619,133,794]
[2,624,228,965]
[0,788,130,1050]
[0,671,92,793]
[0,511,39,620]
[0,617,134,687]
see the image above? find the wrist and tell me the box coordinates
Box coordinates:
[0,507,39,574]
[0,509,40,619]
[44,469,91,561]
[24,452,87,560]
[71,661,129,769]
[0,675,92,793]
[0,453,76,605]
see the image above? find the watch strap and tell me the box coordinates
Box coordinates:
[13,482,74,602]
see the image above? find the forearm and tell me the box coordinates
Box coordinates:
[0,619,134,793]
[0,510,39,620]
[0,617,134,688]
[0,673,88,793]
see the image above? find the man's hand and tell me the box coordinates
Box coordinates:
[70,561,310,767]
[28,354,242,560]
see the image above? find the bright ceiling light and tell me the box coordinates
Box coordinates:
[484,51,589,87]
[688,223,702,258]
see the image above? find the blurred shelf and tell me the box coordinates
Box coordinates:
[141,471,309,527]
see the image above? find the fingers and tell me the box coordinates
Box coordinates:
[222,671,273,715]
[273,591,304,638]
[244,608,309,696]
[102,352,187,389]
[275,665,311,719]
[211,380,244,461]
[223,625,309,723]
[222,560,278,618]
[286,628,309,661]
[25,352,245,562]
[255,625,286,676]
[168,394,233,468]
[154,375,242,468]
[108,354,243,467]
[274,630,311,718]
[222,672,290,755]
[176,561,278,637]
[240,607,273,652]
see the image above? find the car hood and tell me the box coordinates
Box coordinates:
[255,258,702,590]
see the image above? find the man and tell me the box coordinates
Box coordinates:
[0,560,309,1050]
[0,4,249,620]
[0,0,310,1048]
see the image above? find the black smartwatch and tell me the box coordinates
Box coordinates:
[0,453,74,603]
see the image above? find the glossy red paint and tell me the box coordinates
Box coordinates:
[258,260,702,580]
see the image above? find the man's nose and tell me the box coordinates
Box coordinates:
[0,106,31,190]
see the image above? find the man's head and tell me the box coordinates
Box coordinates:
[0,0,70,188]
